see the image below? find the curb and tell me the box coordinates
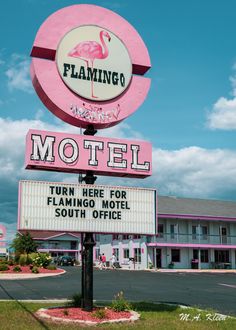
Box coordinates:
[0,269,66,280]
[35,307,140,326]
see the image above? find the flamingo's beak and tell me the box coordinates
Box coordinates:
[108,37,111,42]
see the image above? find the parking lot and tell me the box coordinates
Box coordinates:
[1,267,236,316]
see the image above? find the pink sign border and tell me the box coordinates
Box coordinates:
[30,4,151,129]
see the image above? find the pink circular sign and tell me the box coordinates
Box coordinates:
[0,225,6,240]
[31,4,151,129]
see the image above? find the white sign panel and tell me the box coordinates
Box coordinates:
[56,25,132,101]
[18,181,157,235]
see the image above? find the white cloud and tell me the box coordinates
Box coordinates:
[150,146,236,199]
[5,54,33,93]
[206,64,236,130]
[207,97,236,130]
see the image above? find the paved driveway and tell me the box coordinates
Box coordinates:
[1,267,236,316]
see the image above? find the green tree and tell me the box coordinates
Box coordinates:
[11,232,37,255]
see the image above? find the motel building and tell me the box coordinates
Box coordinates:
[25,195,236,270]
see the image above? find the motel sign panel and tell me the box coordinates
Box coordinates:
[25,129,152,178]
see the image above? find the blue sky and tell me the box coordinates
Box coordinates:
[0,0,236,241]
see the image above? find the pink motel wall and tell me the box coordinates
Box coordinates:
[30,4,151,129]
[25,129,152,178]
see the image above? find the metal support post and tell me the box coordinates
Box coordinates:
[80,125,97,312]
[83,232,96,311]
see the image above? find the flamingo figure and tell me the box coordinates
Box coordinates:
[68,30,111,99]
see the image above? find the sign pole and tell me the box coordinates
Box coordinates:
[82,125,97,312]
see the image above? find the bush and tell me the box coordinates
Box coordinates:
[148,262,154,269]
[31,266,39,274]
[92,308,107,319]
[63,309,69,316]
[46,265,57,270]
[69,293,82,307]
[28,252,38,262]
[8,259,14,266]
[13,266,22,272]
[111,291,131,312]
[19,254,27,266]
[32,253,52,268]
[0,264,9,271]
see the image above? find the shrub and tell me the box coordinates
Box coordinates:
[31,266,39,274]
[8,259,14,266]
[63,309,69,316]
[69,293,82,307]
[148,262,154,269]
[19,254,27,266]
[92,308,107,319]
[46,265,57,270]
[26,255,33,265]
[0,264,9,271]
[32,253,52,268]
[28,252,38,261]
[14,253,20,264]
[13,266,22,272]
[111,291,131,312]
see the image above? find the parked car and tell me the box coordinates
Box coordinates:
[57,256,75,266]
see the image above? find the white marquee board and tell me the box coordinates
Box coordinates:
[18,180,157,235]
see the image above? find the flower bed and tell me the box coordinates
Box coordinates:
[36,307,140,325]
[0,265,63,274]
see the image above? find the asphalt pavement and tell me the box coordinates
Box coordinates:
[1,267,236,316]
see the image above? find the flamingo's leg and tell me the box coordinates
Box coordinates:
[91,60,98,99]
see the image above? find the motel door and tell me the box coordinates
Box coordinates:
[156,249,162,268]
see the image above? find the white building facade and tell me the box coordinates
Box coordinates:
[29,196,236,270]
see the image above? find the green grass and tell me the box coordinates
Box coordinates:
[0,301,236,330]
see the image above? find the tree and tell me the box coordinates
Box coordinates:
[11,232,37,255]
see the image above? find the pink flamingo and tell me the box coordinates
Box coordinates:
[68,30,111,98]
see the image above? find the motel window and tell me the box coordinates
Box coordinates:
[171,249,180,262]
[112,234,119,240]
[70,241,77,250]
[201,250,209,262]
[123,234,130,240]
[133,235,141,239]
[215,250,229,263]
[113,248,119,261]
[95,248,100,260]
[94,234,100,242]
[158,224,164,238]
[134,248,141,263]
[201,226,208,240]
[193,249,209,263]
[123,248,130,259]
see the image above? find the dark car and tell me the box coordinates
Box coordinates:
[57,256,75,266]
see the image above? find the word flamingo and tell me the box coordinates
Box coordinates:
[68,30,111,99]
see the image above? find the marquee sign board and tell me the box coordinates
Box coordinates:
[25,129,152,178]
[30,4,151,129]
[18,181,157,235]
